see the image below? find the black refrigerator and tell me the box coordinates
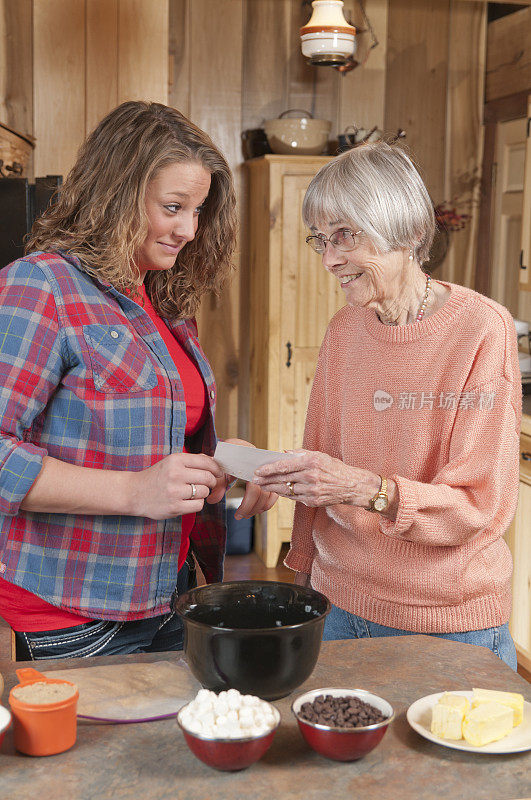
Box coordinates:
[0,175,62,268]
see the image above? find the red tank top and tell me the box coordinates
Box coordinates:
[0,285,208,631]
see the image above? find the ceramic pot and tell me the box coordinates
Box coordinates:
[264,110,331,156]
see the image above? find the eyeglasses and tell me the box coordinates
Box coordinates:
[305,228,363,254]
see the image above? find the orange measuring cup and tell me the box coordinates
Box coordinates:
[9,667,79,756]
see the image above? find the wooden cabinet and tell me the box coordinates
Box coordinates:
[245,155,344,567]
[505,429,531,672]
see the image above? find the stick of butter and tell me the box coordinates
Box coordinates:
[472,688,524,726]
[462,702,513,746]
[431,694,468,739]
[439,692,470,713]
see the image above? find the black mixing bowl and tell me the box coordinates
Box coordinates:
[174,580,330,700]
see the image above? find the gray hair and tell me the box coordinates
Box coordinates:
[302,142,435,265]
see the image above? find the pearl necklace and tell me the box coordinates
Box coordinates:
[416,274,431,322]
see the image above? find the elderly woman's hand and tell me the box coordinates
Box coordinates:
[208,438,279,517]
[253,450,382,509]
[293,571,311,588]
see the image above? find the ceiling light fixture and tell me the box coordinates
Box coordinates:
[301,0,356,67]
[300,0,378,73]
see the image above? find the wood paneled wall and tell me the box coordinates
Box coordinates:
[385,0,451,205]
[0,0,169,179]
[33,0,168,178]
[1,0,487,440]
[385,0,486,289]
[444,1,486,290]
[0,0,32,147]
[33,0,86,178]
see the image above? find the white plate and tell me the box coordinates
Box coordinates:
[406,691,531,754]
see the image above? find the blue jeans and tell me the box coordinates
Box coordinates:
[15,556,196,661]
[323,604,518,672]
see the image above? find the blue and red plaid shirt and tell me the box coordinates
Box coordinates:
[0,252,225,620]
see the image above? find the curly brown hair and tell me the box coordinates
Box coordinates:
[25,101,237,318]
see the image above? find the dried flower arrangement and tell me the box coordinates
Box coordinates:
[434,202,471,232]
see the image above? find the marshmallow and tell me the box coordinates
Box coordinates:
[186,719,204,735]
[242,694,257,707]
[180,688,278,740]
[197,689,215,702]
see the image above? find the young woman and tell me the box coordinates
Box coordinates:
[0,101,276,659]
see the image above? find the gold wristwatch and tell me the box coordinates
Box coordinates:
[369,476,388,512]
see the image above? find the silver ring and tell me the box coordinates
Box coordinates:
[189,483,197,500]
[286,481,295,496]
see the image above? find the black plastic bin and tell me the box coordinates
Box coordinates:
[225,497,253,555]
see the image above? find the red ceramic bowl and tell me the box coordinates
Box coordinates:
[292,687,394,761]
[0,705,12,750]
[177,702,280,771]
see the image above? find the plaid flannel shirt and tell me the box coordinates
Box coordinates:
[0,252,225,620]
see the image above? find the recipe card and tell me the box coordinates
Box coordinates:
[214,442,293,482]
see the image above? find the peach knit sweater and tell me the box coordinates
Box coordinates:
[284,283,522,633]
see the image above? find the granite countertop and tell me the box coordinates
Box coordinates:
[1,637,530,800]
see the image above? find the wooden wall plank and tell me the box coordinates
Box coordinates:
[86,0,118,134]
[0,0,33,138]
[338,0,388,135]
[242,0,291,130]
[188,0,243,440]
[486,6,531,102]
[439,0,486,288]
[33,0,86,178]
[186,0,244,191]
[168,0,190,117]
[118,0,169,105]
[385,0,450,204]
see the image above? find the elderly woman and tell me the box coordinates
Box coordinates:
[254,142,521,670]
[0,101,276,659]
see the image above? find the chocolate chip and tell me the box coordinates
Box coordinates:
[299,695,387,728]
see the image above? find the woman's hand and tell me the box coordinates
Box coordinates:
[231,480,278,519]
[129,453,225,520]
[293,571,311,588]
[208,438,278,517]
[253,449,381,508]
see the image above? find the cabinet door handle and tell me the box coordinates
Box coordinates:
[286,341,292,368]
[522,451,531,461]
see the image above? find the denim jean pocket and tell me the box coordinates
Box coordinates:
[22,620,123,660]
